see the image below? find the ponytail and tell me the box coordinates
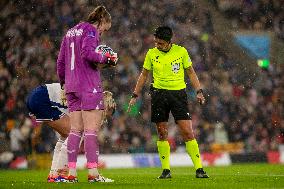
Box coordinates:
[87,5,111,25]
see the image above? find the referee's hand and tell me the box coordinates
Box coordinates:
[197,92,205,105]
[127,97,137,113]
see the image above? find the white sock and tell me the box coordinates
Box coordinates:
[49,137,65,176]
[88,168,99,177]
[57,138,68,175]
[69,168,77,177]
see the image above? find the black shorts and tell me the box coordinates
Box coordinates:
[151,88,191,123]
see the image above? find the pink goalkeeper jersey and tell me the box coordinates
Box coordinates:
[57,22,108,93]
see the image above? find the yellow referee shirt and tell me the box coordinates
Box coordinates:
[143,44,192,90]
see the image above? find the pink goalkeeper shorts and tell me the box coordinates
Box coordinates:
[66,91,104,112]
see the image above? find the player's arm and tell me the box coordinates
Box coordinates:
[133,68,150,96]
[127,68,150,112]
[81,31,111,64]
[128,50,152,112]
[185,66,202,91]
[183,48,205,105]
[133,50,152,96]
[183,47,202,91]
[185,67,205,105]
[57,37,66,87]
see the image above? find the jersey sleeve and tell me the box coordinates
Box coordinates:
[81,30,107,64]
[57,36,66,85]
[183,48,192,69]
[143,50,152,71]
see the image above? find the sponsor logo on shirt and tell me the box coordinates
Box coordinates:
[66,28,83,37]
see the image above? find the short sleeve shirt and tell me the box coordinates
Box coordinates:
[143,44,192,90]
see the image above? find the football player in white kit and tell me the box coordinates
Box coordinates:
[26,83,115,182]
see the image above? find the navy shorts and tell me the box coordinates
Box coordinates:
[26,85,65,122]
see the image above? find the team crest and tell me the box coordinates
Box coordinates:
[172,63,180,73]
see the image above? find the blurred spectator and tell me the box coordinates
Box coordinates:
[9,117,33,156]
[214,122,229,144]
[213,0,284,40]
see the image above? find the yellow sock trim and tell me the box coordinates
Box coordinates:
[185,139,202,170]
[157,140,170,170]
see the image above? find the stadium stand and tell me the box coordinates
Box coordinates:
[210,0,284,40]
[0,0,283,168]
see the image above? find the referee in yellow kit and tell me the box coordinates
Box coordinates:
[128,26,209,179]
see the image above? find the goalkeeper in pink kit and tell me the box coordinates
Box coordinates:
[57,5,117,183]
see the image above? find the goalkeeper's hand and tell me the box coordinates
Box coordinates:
[103,91,116,115]
[101,91,116,125]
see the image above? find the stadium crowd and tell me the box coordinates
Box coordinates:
[211,0,284,40]
[0,0,283,166]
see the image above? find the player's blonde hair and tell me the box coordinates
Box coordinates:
[87,6,111,25]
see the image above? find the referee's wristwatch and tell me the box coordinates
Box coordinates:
[131,93,138,98]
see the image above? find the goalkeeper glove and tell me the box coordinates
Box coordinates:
[106,52,118,66]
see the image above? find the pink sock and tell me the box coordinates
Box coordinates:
[67,130,82,168]
[84,130,99,168]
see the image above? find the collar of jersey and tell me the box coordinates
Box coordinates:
[158,44,172,53]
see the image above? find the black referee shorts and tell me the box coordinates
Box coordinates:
[151,87,191,123]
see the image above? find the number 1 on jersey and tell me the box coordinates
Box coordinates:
[70,42,75,70]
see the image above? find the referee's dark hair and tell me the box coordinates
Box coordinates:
[154,26,173,42]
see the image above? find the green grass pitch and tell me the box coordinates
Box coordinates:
[0,164,283,189]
